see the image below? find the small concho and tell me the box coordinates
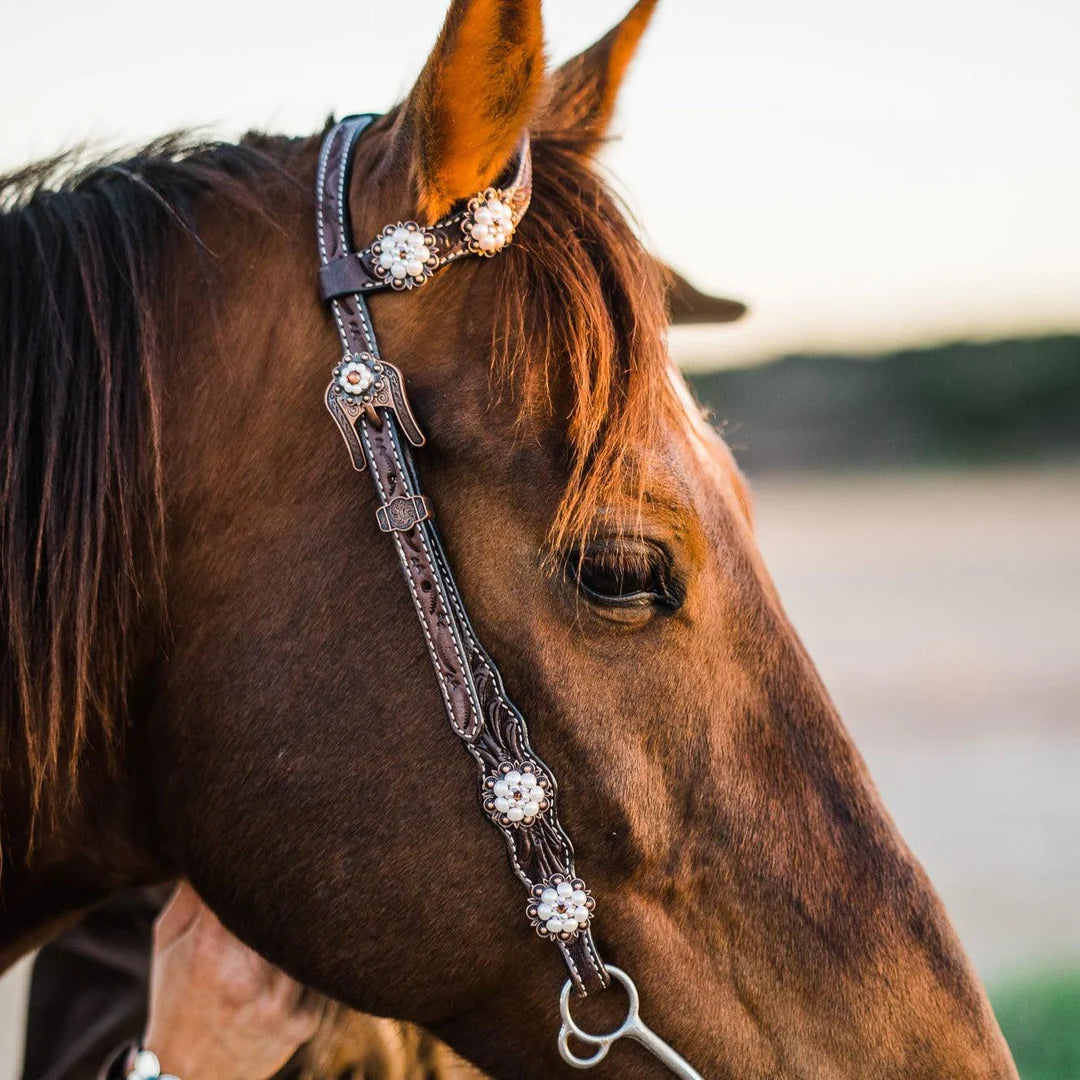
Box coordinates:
[371,222,438,289]
[462,188,518,256]
[526,875,595,942]
[333,353,384,405]
[482,760,551,828]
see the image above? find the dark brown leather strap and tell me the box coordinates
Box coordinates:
[360,419,484,740]
[316,116,608,995]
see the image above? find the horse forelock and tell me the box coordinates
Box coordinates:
[486,133,675,553]
[666,358,756,527]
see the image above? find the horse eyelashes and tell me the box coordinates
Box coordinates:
[569,539,680,610]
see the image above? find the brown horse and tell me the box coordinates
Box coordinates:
[0,0,1019,1076]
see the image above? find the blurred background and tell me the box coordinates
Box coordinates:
[1,0,1077,1076]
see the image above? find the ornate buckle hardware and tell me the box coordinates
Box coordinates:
[325,353,425,471]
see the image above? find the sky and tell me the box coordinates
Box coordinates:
[2,0,1079,367]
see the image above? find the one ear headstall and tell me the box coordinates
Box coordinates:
[315,115,705,1079]
[315,115,608,996]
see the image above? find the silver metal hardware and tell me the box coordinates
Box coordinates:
[558,966,705,1078]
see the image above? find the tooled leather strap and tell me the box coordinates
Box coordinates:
[318,125,531,301]
[316,115,608,996]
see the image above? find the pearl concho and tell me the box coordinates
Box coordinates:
[527,875,595,942]
[462,189,518,256]
[332,352,385,404]
[483,760,550,827]
[371,222,438,289]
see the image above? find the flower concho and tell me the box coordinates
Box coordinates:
[332,352,384,409]
[371,223,438,289]
[483,761,550,827]
[527,876,595,941]
[462,189,519,255]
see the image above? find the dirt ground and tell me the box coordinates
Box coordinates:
[2,466,1077,1075]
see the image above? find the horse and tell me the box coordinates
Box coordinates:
[0,0,1019,1076]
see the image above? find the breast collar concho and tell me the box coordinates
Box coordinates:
[316,115,704,1080]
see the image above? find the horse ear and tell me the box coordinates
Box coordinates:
[661,264,747,325]
[401,0,545,221]
[538,0,658,149]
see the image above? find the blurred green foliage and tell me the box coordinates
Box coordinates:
[993,971,1080,1080]
[687,335,1080,475]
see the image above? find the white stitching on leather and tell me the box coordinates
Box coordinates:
[581,933,606,988]
[317,122,363,356]
[560,941,585,994]
[359,420,468,735]
[431,542,575,871]
[419,509,579,874]
[352,296,377,355]
[380,425,477,738]
[315,126,334,266]
[335,122,377,353]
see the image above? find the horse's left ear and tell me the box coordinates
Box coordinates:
[400,0,545,221]
[537,0,658,149]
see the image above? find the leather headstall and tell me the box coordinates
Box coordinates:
[315,114,609,997]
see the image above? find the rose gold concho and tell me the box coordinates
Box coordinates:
[332,352,384,403]
[527,875,595,942]
[329,352,395,429]
[482,760,551,828]
[371,222,438,290]
[461,188,522,257]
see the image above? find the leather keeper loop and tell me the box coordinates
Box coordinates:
[319,254,382,299]
[376,494,433,533]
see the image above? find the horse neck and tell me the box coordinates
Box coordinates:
[0,652,167,975]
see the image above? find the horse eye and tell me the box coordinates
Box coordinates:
[569,541,680,610]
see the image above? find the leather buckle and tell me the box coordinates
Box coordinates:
[376,494,432,533]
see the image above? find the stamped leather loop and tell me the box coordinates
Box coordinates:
[376,494,432,533]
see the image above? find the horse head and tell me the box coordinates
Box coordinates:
[0,1,1018,1076]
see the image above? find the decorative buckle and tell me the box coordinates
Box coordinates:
[325,354,426,471]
